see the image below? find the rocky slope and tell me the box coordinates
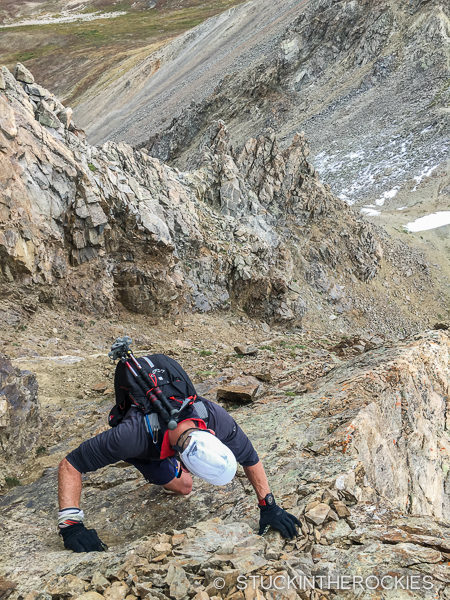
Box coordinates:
[75,0,449,210]
[0,63,446,336]
[0,317,448,599]
[1,4,449,599]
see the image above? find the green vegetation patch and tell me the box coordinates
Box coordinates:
[198,350,213,357]
[5,476,21,488]
[196,370,218,378]
[1,43,61,67]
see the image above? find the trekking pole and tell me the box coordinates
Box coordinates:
[126,353,179,430]
[108,337,178,430]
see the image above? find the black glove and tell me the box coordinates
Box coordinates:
[60,523,107,553]
[258,493,300,539]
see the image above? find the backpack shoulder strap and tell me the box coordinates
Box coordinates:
[194,399,209,426]
[149,354,197,392]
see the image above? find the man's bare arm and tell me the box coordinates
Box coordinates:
[58,458,82,509]
[243,461,271,501]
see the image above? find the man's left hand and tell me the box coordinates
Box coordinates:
[258,493,300,539]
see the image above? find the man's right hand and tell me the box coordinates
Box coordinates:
[60,523,107,553]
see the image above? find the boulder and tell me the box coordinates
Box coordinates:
[36,100,60,128]
[216,376,260,403]
[14,63,34,84]
[0,354,40,484]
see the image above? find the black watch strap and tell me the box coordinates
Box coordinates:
[258,493,275,508]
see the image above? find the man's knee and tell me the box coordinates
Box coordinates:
[178,479,193,495]
[163,471,192,495]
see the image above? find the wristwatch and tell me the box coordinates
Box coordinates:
[258,492,275,508]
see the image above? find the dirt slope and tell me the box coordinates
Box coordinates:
[0,0,244,104]
[75,0,309,145]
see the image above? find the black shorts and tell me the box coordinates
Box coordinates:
[128,457,179,485]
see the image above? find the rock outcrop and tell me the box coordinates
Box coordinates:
[0,354,40,486]
[0,330,448,599]
[0,65,440,335]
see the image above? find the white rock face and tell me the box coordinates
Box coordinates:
[350,331,450,518]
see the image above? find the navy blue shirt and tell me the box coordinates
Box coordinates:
[66,399,259,473]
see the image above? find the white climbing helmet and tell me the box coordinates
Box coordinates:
[180,429,237,486]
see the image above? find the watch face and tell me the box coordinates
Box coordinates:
[266,493,275,506]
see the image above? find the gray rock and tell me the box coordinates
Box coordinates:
[165,565,191,600]
[0,66,444,338]
[234,344,258,356]
[36,100,60,128]
[24,83,48,98]
[305,502,331,525]
[0,354,40,486]
[14,63,34,84]
[91,572,109,593]
[0,96,17,140]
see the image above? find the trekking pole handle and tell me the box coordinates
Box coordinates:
[128,354,178,417]
[108,338,179,430]
[127,353,178,430]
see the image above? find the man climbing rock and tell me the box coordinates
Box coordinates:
[58,346,300,552]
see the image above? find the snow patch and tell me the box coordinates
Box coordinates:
[312,129,447,207]
[0,11,127,28]
[345,151,363,160]
[375,186,399,206]
[361,207,381,216]
[405,211,450,232]
[412,165,438,190]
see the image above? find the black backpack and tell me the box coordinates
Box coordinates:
[109,353,198,428]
